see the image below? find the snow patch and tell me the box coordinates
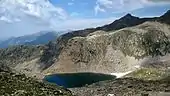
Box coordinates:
[111,71,133,78]
[135,65,140,69]
[107,94,115,96]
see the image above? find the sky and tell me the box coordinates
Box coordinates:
[0,0,170,38]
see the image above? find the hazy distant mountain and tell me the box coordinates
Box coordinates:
[24,32,58,45]
[0,31,58,48]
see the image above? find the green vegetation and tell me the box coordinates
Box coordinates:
[126,68,170,80]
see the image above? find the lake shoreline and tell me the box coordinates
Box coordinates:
[44,72,116,88]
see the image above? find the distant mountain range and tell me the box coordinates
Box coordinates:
[0,31,58,48]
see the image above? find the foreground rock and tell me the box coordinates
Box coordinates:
[0,68,72,96]
[71,68,170,96]
[71,78,170,96]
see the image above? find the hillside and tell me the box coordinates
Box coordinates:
[44,21,170,74]
[72,77,170,96]
[0,67,72,96]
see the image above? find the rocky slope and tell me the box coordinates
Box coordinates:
[0,67,72,96]
[72,77,170,96]
[44,21,170,75]
[41,10,170,74]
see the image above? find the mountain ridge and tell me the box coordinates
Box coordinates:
[0,31,58,48]
[57,10,170,47]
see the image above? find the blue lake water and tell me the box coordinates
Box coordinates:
[44,72,116,88]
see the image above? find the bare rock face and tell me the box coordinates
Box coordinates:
[44,22,170,74]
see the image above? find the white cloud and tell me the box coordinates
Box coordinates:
[0,16,12,23]
[0,0,68,38]
[96,0,114,8]
[70,12,79,17]
[68,2,74,6]
[0,0,131,38]
[0,0,118,38]
[95,4,105,15]
[0,0,68,20]
[95,0,170,14]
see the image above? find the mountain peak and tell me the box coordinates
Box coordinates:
[121,13,137,20]
[158,10,170,24]
[166,10,170,13]
[163,10,170,16]
[125,13,133,17]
